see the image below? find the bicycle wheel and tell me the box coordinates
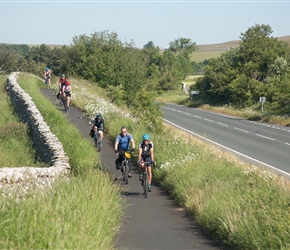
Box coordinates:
[63,97,67,112]
[143,173,148,198]
[124,161,129,184]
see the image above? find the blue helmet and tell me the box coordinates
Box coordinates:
[46,67,49,70]
[142,134,150,140]
[96,113,102,119]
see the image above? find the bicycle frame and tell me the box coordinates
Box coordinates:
[119,151,131,184]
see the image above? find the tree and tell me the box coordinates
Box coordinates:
[0,46,22,73]
[143,41,155,49]
[169,38,197,59]
[195,24,290,111]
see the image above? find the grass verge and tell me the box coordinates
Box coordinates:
[0,75,46,167]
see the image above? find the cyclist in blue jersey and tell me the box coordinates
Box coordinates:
[114,126,135,178]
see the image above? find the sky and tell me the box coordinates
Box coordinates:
[1,0,290,49]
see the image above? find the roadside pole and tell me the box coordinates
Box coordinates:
[259,97,266,112]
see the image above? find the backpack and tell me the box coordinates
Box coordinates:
[140,141,153,157]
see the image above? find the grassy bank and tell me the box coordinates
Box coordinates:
[0,75,45,167]
[0,74,123,249]
[66,76,290,249]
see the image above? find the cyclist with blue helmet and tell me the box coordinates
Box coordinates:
[44,66,51,88]
[138,133,155,192]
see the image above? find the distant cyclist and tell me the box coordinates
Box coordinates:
[62,80,72,109]
[92,113,105,131]
[58,74,67,103]
[114,126,135,178]
[44,66,51,88]
[90,113,106,150]
[90,113,105,137]
[138,134,155,192]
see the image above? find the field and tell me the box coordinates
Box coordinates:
[191,35,290,62]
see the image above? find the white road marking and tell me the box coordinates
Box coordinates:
[234,127,249,133]
[255,134,275,141]
[217,122,228,127]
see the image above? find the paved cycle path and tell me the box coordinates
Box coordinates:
[42,88,225,250]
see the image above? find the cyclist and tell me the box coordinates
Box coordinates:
[62,80,72,109]
[44,66,51,88]
[58,74,67,104]
[92,113,105,132]
[114,126,135,178]
[137,134,155,192]
[90,113,105,148]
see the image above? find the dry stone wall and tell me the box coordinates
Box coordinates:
[0,72,70,194]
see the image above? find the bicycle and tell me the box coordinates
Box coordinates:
[141,162,150,198]
[141,161,156,198]
[118,150,131,184]
[44,76,50,88]
[60,93,68,112]
[93,126,103,151]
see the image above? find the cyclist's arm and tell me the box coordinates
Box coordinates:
[101,120,105,131]
[130,138,135,150]
[114,141,119,153]
[138,147,142,162]
[150,147,154,162]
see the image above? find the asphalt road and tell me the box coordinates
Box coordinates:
[161,103,290,178]
[42,89,224,250]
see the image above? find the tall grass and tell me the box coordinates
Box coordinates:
[0,75,45,167]
[0,170,123,249]
[0,74,124,249]
[156,127,290,249]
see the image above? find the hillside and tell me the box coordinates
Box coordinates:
[192,35,290,62]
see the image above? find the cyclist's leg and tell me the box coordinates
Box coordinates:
[115,156,121,170]
[146,157,153,190]
[128,160,132,177]
[139,157,145,180]
[66,93,70,108]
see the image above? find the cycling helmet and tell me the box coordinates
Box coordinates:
[96,113,102,119]
[142,134,150,140]
[46,67,49,70]
[62,74,65,78]
[65,81,70,85]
